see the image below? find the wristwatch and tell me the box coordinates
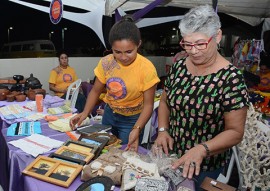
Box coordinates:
[158,127,169,132]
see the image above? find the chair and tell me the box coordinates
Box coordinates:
[217,146,243,189]
[141,100,160,148]
[65,79,82,108]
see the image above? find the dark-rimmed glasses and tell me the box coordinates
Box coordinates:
[180,36,213,50]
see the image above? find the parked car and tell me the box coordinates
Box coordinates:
[0,40,56,58]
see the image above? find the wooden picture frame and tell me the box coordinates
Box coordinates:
[85,132,118,146]
[22,156,83,188]
[78,135,109,159]
[49,153,86,166]
[55,146,94,164]
[63,139,99,155]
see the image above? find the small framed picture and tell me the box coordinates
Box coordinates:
[55,146,94,164]
[63,140,99,155]
[85,132,118,146]
[23,156,83,188]
[78,135,109,159]
[49,153,86,166]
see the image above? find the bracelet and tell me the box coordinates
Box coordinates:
[132,125,141,132]
[200,143,210,157]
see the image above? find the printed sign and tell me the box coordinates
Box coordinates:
[49,0,63,24]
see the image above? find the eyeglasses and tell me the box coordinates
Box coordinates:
[180,36,213,50]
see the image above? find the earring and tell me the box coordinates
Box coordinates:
[217,43,220,50]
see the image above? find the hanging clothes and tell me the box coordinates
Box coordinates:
[232,39,263,69]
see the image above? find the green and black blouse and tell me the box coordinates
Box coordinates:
[165,58,249,172]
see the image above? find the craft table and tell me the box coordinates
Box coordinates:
[0,95,74,130]
[0,123,195,191]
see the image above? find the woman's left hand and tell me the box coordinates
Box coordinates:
[125,129,140,152]
[172,145,206,179]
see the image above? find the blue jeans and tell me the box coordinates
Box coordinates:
[102,104,141,144]
[194,167,224,191]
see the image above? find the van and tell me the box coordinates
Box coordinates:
[0,40,56,58]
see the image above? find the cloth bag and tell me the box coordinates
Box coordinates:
[81,148,126,185]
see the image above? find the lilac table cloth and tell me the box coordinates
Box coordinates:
[0,123,195,191]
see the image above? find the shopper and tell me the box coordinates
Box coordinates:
[70,16,160,152]
[154,5,249,189]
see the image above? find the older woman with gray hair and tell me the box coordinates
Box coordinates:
[154,4,249,189]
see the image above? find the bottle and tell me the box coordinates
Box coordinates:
[36,94,43,112]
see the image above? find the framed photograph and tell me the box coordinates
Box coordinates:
[49,153,86,166]
[63,140,99,155]
[23,156,83,188]
[86,132,118,146]
[55,146,94,164]
[78,135,109,159]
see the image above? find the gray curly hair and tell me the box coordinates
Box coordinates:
[179,4,221,38]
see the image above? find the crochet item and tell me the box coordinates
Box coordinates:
[25,113,46,121]
[238,104,270,190]
[121,156,162,191]
[47,104,72,115]
[44,113,73,122]
[135,178,169,191]
[163,167,185,188]
[81,148,126,185]
[48,114,76,132]
[177,187,192,191]
[0,104,30,120]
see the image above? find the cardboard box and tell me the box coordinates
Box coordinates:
[200,177,236,191]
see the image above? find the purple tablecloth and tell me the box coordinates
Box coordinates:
[0,123,195,191]
[0,99,77,131]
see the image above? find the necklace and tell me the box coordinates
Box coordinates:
[193,63,214,82]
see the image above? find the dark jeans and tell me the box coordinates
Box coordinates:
[102,104,143,144]
[61,92,86,113]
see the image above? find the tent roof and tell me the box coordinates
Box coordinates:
[121,0,270,26]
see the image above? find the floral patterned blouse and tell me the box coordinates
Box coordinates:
[165,58,249,172]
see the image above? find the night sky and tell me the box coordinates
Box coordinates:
[0,0,263,56]
[0,0,105,52]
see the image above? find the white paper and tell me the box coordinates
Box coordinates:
[8,134,64,157]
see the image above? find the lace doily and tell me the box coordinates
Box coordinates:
[238,104,270,190]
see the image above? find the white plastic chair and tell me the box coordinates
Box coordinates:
[141,100,160,147]
[65,79,82,109]
[217,146,243,189]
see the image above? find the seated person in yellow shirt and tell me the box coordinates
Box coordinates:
[257,61,270,92]
[48,51,86,112]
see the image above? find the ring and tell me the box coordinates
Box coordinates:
[189,161,196,168]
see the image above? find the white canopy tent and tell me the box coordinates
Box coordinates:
[8,0,270,48]
[126,0,270,26]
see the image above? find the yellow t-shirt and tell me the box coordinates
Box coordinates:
[258,72,270,91]
[94,54,160,116]
[48,66,78,97]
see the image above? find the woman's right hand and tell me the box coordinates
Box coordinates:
[154,131,174,156]
[69,112,88,130]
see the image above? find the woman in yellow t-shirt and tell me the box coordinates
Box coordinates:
[70,16,160,151]
[48,51,86,112]
[257,62,270,92]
